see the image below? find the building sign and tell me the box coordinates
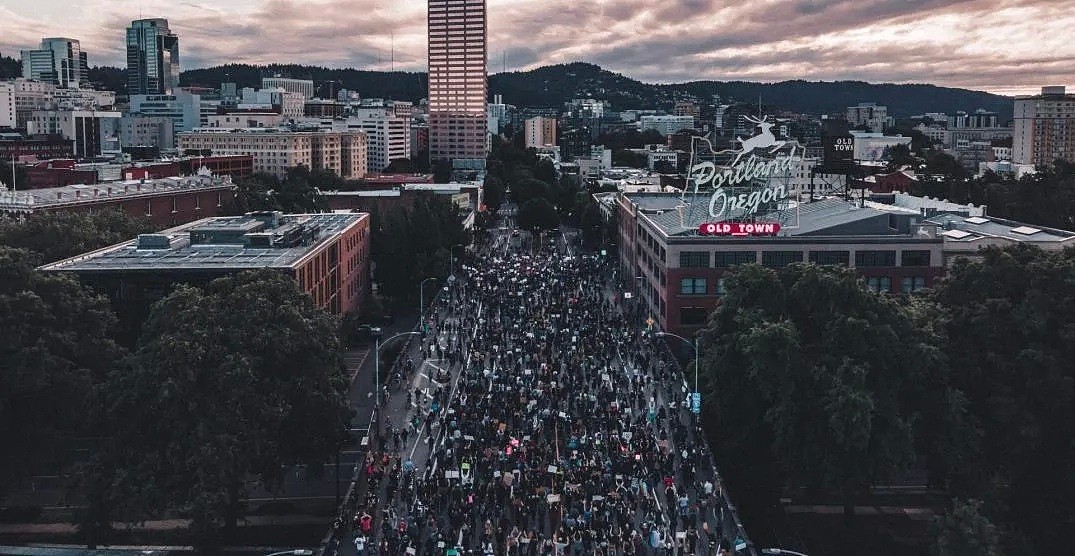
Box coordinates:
[697,221,781,236]
[685,115,804,219]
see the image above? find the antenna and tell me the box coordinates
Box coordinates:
[502,50,506,73]
[391,32,395,72]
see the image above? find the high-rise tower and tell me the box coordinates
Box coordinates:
[21,38,88,88]
[427,0,488,163]
[126,18,180,96]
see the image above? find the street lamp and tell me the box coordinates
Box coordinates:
[356,327,421,409]
[654,331,700,413]
[419,277,438,322]
[761,549,808,556]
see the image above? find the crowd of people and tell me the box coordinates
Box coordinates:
[343,231,738,555]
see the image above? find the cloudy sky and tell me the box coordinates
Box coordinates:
[2,0,1073,95]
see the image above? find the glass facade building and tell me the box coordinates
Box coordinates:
[126,19,180,96]
[21,38,88,89]
[427,0,488,162]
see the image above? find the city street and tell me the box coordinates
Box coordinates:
[331,222,743,555]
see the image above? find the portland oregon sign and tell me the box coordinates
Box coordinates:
[682,115,803,228]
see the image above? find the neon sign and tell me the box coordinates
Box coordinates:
[697,222,781,236]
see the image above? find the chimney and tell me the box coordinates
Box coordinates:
[106,186,112,195]
[75,190,80,199]
[124,185,129,194]
[94,188,99,197]
[56,191,62,200]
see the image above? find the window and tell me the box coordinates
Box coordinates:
[762,251,803,268]
[901,276,927,293]
[679,277,707,295]
[716,278,727,296]
[856,250,896,267]
[679,251,710,268]
[866,276,892,292]
[809,250,850,265]
[901,250,931,267]
[680,307,708,326]
[714,251,756,267]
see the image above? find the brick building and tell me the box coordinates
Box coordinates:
[40,211,371,332]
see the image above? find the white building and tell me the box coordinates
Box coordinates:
[260,77,315,100]
[576,145,613,178]
[337,109,411,173]
[26,109,121,157]
[118,115,174,150]
[638,115,695,136]
[851,131,911,161]
[129,90,202,133]
[177,128,366,179]
[0,79,56,129]
[53,88,115,111]
[847,102,893,132]
[205,113,284,129]
[978,160,1036,179]
[644,146,678,171]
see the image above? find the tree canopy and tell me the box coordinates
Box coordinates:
[517,197,560,232]
[0,248,121,495]
[699,263,942,520]
[370,195,469,302]
[0,210,157,264]
[223,165,329,215]
[83,270,351,548]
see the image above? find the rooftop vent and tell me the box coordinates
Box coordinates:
[1011,226,1042,235]
[964,216,989,225]
[136,234,172,250]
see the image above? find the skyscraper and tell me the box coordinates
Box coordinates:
[21,38,88,89]
[427,0,488,163]
[126,18,180,96]
[1013,86,1075,166]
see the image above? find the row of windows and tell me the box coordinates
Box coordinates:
[675,249,932,268]
[678,275,929,297]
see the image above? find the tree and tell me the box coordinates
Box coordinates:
[886,143,916,170]
[653,160,677,174]
[929,245,1075,553]
[931,499,1001,556]
[223,166,326,216]
[482,174,506,213]
[0,210,157,263]
[511,177,551,205]
[0,160,29,189]
[383,158,417,173]
[517,197,560,232]
[86,270,352,549]
[369,195,468,302]
[0,247,121,496]
[612,149,647,169]
[699,263,928,523]
[533,158,557,185]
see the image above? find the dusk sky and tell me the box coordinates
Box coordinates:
[2,0,1073,95]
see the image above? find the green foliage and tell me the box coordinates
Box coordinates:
[383,158,417,173]
[599,129,666,151]
[0,210,158,264]
[700,263,932,519]
[370,195,468,302]
[612,149,648,169]
[517,198,560,232]
[482,174,506,213]
[886,143,915,170]
[931,499,1001,556]
[0,54,19,79]
[929,245,1075,553]
[181,63,427,101]
[912,161,1075,230]
[223,166,327,215]
[0,161,29,188]
[0,247,121,495]
[85,270,351,548]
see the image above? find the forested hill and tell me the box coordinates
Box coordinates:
[2,56,1010,120]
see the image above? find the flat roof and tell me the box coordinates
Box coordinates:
[40,212,366,273]
[626,193,930,240]
[926,213,1075,243]
[0,175,235,210]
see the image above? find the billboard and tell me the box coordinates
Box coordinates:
[821,119,854,174]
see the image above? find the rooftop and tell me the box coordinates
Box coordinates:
[625,192,933,240]
[926,213,1075,244]
[0,174,234,211]
[40,212,366,273]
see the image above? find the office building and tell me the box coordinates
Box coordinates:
[428,0,488,162]
[524,116,557,149]
[20,38,88,89]
[261,77,315,100]
[0,133,74,161]
[341,109,412,173]
[118,115,175,150]
[639,115,695,136]
[0,79,56,129]
[129,90,202,134]
[26,110,121,158]
[40,211,371,322]
[1013,86,1075,166]
[126,18,180,95]
[177,128,367,179]
[847,102,892,132]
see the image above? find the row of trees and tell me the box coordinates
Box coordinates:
[484,138,586,234]
[699,245,1073,554]
[0,211,353,549]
